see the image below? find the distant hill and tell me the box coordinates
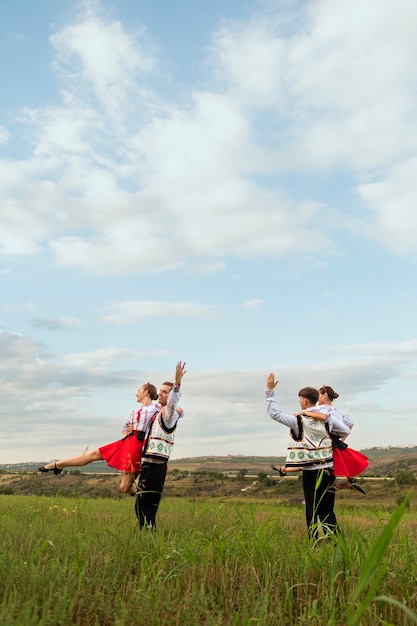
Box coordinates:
[363,446,417,459]
[167,447,417,477]
[1,446,417,477]
[0,446,416,501]
[0,461,118,474]
[361,447,417,477]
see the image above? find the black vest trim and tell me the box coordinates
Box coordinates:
[290,415,303,441]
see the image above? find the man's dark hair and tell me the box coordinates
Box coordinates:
[298,387,319,405]
[162,381,174,389]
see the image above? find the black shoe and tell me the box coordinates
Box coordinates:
[271,464,286,477]
[38,463,62,475]
[349,478,365,494]
[351,482,366,494]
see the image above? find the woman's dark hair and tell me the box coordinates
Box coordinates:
[320,385,339,401]
[144,382,158,401]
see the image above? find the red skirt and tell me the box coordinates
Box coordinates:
[99,433,144,473]
[333,447,368,478]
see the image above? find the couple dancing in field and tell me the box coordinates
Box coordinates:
[266,375,368,539]
[39,361,186,528]
[271,384,368,494]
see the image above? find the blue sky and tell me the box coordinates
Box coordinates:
[1,0,417,465]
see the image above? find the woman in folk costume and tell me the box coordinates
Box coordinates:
[39,382,160,494]
[314,385,368,493]
[272,385,368,494]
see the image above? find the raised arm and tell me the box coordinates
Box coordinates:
[175,361,187,388]
[265,372,298,429]
[165,361,187,426]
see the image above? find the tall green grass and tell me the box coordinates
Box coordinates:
[0,494,416,625]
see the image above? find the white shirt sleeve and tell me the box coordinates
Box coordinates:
[328,413,351,438]
[164,387,182,428]
[266,391,299,430]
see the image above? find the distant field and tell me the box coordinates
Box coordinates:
[0,468,412,511]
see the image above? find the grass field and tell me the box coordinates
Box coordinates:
[0,491,416,625]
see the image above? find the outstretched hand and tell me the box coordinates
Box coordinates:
[267,372,279,390]
[175,361,187,386]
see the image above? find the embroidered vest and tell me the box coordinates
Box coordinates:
[285,415,333,468]
[143,412,177,462]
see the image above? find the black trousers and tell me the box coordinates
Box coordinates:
[134,462,167,529]
[302,468,337,538]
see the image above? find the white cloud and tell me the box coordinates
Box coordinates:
[210,0,417,171]
[242,299,264,309]
[3,302,34,312]
[0,0,332,271]
[101,300,223,325]
[208,17,288,109]
[59,346,146,369]
[31,316,82,330]
[169,348,417,458]
[2,0,417,273]
[49,1,156,123]
[337,339,417,358]
[205,0,417,255]
[1,325,417,461]
[0,328,53,365]
[184,261,227,275]
[0,329,158,431]
[357,158,417,254]
[0,158,89,255]
[0,126,11,144]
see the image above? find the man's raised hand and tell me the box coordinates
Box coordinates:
[175,361,187,386]
[267,372,279,391]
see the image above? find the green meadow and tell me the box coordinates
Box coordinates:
[0,491,416,625]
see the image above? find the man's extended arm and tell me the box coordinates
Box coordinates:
[265,372,299,429]
[164,361,186,427]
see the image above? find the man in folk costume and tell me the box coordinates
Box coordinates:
[265,373,350,539]
[135,361,186,529]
